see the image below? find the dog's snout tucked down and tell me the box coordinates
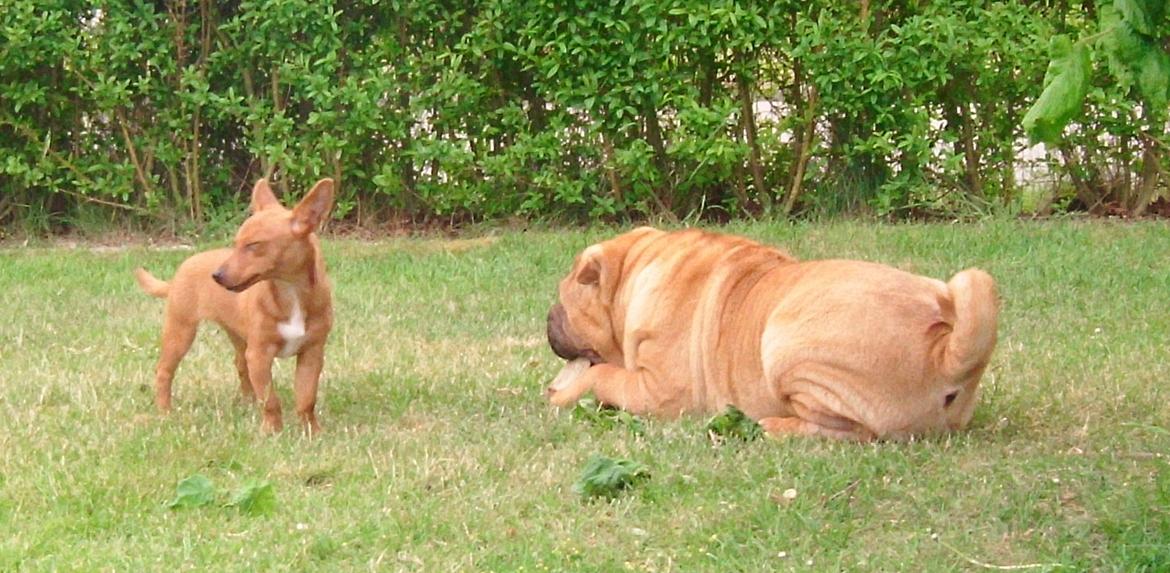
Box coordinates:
[546,303,576,360]
[547,303,600,364]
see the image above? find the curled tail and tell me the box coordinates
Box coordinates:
[940,268,999,379]
[134,268,170,298]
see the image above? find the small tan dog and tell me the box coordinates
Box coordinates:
[135,178,334,434]
[546,227,999,441]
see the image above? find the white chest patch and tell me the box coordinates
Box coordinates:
[276,289,307,358]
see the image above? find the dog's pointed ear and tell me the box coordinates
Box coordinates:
[250,178,281,213]
[291,178,335,237]
[575,245,603,286]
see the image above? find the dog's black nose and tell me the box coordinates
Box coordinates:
[211,270,225,285]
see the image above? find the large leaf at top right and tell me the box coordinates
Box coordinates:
[1114,0,1164,36]
[1023,35,1091,144]
[1136,46,1169,115]
[1099,4,1146,91]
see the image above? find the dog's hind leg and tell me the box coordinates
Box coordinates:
[154,316,198,411]
[758,394,874,441]
[227,332,253,402]
[758,416,873,441]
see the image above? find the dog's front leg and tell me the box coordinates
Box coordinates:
[589,364,689,416]
[293,343,325,435]
[244,344,282,432]
[546,358,594,407]
[549,362,687,417]
[227,333,254,402]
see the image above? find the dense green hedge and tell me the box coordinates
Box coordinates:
[1,1,1166,230]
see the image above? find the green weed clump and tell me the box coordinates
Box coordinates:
[706,405,764,443]
[572,455,651,500]
[571,398,646,436]
[167,474,275,516]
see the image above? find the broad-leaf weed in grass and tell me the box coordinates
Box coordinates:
[227,479,276,516]
[572,455,650,500]
[571,397,646,436]
[166,473,275,516]
[167,474,216,510]
[706,405,763,444]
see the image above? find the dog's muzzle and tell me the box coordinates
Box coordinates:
[547,303,600,364]
[212,268,260,292]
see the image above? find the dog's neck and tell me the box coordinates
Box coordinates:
[272,274,311,303]
[272,243,321,293]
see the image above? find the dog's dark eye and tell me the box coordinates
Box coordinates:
[944,390,960,408]
[245,242,263,253]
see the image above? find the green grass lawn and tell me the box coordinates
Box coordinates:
[1,220,1168,571]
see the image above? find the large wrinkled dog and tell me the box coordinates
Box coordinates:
[135,178,334,434]
[546,227,999,441]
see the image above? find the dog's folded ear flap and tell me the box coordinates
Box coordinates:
[575,246,603,286]
[291,178,335,237]
[250,178,281,213]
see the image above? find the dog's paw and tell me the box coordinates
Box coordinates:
[546,358,592,407]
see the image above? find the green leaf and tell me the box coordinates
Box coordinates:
[227,480,276,516]
[1114,0,1163,36]
[572,455,650,499]
[1136,47,1170,115]
[1099,4,1145,90]
[167,474,216,510]
[1022,35,1091,144]
[705,405,763,442]
[571,398,646,436]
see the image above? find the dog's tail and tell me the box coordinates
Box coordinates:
[939,268,999,380]
[134,268,170,298]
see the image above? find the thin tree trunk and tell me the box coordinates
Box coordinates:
[736,60,769,213]
[186,0,213,220]
[698,50,716,108]
[1131,135,1163,216]
[116,111,155,204]
[642,103,672,212]
[783,85,819,216]
[167,0,193,218]
[602,134,622,206]
[166,164,183,208]
[959,103,982,196]
[187,106,204,220]
[396,16,417,213]
[945,97,983,196]
[240,67,272,181]
[730,159,751,211]
[269,67,284,195]
[1058,145,1101,210]
[0,193,13,223]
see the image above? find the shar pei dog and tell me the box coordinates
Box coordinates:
[545,227,999,441]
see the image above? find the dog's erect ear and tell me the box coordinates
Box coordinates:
[250,178,281,213]
[575,246,603,286]
[291,178,335,237]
